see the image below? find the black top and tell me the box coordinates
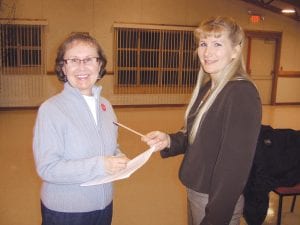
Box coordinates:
[243,125,300,225]
[161,80,262,225]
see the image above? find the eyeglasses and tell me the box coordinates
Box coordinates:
[63,57,100,66]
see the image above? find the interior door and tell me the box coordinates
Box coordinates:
[244,31,281,105]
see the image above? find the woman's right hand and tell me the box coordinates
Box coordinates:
[141,131,170,152]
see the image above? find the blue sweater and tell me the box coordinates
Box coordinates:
[33,82,122,212]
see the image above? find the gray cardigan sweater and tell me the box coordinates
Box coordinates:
[33,82,122,212]
[161,80,262,225]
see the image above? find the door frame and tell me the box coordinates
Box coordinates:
[244,30,282,105]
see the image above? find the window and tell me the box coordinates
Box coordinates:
[114,24,200,94]
[0,22,46,75]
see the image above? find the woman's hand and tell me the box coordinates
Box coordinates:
[103,155,129,174]
[141,131,170,152]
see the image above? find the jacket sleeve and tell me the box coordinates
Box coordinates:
[200,82,262,225]
[160,130,189,158]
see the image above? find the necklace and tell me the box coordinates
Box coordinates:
[199,88,211,106]
[189,88,212,119]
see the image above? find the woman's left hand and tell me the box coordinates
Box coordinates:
[103,155,129,174]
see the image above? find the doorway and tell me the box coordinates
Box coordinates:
[244,31,282,105]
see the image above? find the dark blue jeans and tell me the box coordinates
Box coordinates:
[41,201,113,225]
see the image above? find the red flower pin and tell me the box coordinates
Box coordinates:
[101,103,106,111]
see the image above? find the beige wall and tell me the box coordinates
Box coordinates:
[276,77,300,103]
[1,0,300,106]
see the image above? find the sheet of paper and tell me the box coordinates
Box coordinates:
[81,146,155,186]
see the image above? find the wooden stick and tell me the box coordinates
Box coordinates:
[113,122,146,138]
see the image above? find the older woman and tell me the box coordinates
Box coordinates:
[33,33,129,225]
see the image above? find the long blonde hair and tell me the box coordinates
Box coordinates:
[185,16,249,143]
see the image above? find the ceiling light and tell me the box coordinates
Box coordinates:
[281,8,296,14]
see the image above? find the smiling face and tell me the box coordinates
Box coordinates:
[62,41,101,96]
[197,32,238,79]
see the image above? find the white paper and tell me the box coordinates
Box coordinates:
[81,146,155,186]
